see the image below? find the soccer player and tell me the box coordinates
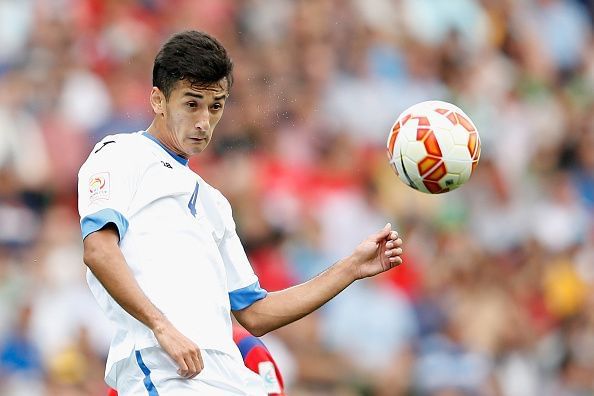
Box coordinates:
[78,30,403,395]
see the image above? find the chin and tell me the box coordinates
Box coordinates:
[188,146,206,156]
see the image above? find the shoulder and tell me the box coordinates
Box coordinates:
[89,132,144,155]
[80,132,148,171]
[200,180,232,212]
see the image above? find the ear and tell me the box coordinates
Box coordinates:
[150,87,166,115]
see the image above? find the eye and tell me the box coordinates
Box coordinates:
[211,102,223,111]
[186,101,197,108]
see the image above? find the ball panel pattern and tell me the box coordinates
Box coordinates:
[386,100,480,194]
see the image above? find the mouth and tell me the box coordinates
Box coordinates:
[189,137,207,143]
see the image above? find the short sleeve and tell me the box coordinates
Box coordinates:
[78,136,142,241]
[214,191,267,310]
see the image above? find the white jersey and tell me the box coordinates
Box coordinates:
[77,131,266,387]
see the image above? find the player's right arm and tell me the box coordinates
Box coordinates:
[79,136,203,378]
[82,226,203,378]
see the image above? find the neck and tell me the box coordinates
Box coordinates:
[146,118,187,159]
[146,118,163,141]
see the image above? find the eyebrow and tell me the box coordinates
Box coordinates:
[182,91,228,100]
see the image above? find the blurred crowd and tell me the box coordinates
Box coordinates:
[1,0,594,395]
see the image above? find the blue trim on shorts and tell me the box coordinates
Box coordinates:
[229,281,268,310]
[81,208,129,241]
[135,350,160,396]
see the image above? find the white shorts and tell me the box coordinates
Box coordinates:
[113,347,267,395]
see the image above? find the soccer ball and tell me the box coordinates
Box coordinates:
[386,100,481,194]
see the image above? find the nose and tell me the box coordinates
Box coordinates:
[195,108,210,131]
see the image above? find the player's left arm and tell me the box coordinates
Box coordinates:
[233,223,403,336]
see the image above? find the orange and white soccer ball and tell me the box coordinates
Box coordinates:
[386,100,481,194]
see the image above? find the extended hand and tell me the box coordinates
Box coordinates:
[352,223,403,279]
[153,320,204,379]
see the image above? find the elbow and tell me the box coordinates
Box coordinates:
[82,239,104,270]
[240,317,269,337]
[82,226,120,269]
[83,243,92,266]
[246,325,268,338]
[235,308,270,337]
[83,247,97,269]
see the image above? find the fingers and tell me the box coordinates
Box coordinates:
[176,348,203,378]
[186,350,204,379]
[154,322,204,379]
[176,357,189,377]
[384,248,403,260]
[384,249,403,267]
[384,231,403,267]
[385,234,402,249]
[179,356,196,379]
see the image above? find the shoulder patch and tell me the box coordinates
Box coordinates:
[89,172,110,202]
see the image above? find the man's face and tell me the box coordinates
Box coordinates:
[155,79,228,158]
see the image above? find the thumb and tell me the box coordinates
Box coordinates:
[374,223,391,242]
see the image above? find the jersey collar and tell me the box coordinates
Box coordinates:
[142,131,189,166]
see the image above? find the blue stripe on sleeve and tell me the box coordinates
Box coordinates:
[236,334,266,360]
[81,208,129,241]
[229,281,267,311]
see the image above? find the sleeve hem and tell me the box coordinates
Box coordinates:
[81,208,129,241]
[229,281,268,311]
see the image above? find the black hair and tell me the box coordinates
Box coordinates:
[153,30,233,98]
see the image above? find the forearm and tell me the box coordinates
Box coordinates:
[235,224,404,336]
[235,256,357,336]
[84,228,204,377]
[83,230,167,331]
